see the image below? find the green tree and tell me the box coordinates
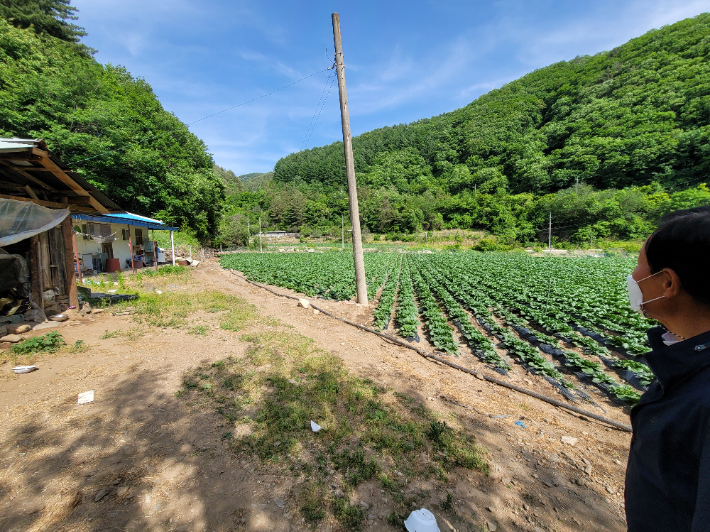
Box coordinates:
[0,19,224,242]
[0,0,86,44]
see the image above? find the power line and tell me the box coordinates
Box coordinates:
[300,71,336,151]
[72,67,331,165]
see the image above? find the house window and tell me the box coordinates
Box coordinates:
[135,228,143,246]
[82,224,89,240]
[122,229,129,241]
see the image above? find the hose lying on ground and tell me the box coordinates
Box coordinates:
[227,269,632,433]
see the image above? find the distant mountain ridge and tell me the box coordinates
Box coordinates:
[273,13,710,196]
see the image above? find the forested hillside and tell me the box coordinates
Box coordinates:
[0,2,224,241]
[276,14,710,193]
[219,14,710,245]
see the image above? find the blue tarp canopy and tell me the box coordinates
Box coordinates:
[72,212,178,232]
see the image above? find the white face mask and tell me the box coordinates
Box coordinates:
[661,331,683,346]
[626,272,665,314]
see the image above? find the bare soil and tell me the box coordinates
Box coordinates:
[0,260,630,532]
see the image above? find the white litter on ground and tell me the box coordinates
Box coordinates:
[310,420,321,432]
[78,390,94,404]
[12,365,37,374]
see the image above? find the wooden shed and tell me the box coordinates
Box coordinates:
[0,138,124,317]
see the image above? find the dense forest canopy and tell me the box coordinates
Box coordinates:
[218,14,710,245]
[0,2,225,241]
[275,14,710,194]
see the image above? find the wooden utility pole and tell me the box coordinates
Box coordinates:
[259,217,263,254]
[332,12,368,305]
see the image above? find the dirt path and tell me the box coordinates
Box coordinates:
[0,261,630,532]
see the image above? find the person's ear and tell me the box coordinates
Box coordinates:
[661,268,683,298]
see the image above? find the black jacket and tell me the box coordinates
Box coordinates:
[625,327,710,532]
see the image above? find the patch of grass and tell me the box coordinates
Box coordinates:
[108,289,259,331]
[332,448,379,487]
[442,492,454,512]
[177,328,489,529]
[101,329,123,339]
[69,339,90,353]
[104,280,258,335]
[189,325,209,335]
[299,482,327,524]
[332,497,366,530]
[125,327,146,341]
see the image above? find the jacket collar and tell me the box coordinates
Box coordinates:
[645,327,710,390]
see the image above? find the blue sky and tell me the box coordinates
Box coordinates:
[72,0,710,175]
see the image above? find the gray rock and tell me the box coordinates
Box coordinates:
[94,488,109,502]
[0,334,22,343]
[274,498,285,508]
[561,436,578,446]
[32,322,59,331]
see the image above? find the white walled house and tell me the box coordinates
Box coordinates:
[71,212,178,273]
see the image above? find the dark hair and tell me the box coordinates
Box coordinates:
[646,206,710,306]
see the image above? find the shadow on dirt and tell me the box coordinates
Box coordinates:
[0,358,627,532]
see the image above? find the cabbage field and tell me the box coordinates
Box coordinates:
[220,252,655,403]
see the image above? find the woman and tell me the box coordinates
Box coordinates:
[625,207,710,532]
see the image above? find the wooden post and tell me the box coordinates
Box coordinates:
[152,229,158,271]
[259,217,263,254]
[128,225,135,274]
[170,230,175,266]
[29,235,44,311]
[341,214,344,251]
[548,212,552,251]
[61,216,79,308]
[71,226,83,286]
[332,12,368,306]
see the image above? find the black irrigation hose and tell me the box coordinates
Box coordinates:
[227,270,633,433]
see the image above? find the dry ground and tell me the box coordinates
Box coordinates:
[0,261,631,532]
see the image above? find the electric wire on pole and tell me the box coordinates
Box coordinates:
[332,12,368,305]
